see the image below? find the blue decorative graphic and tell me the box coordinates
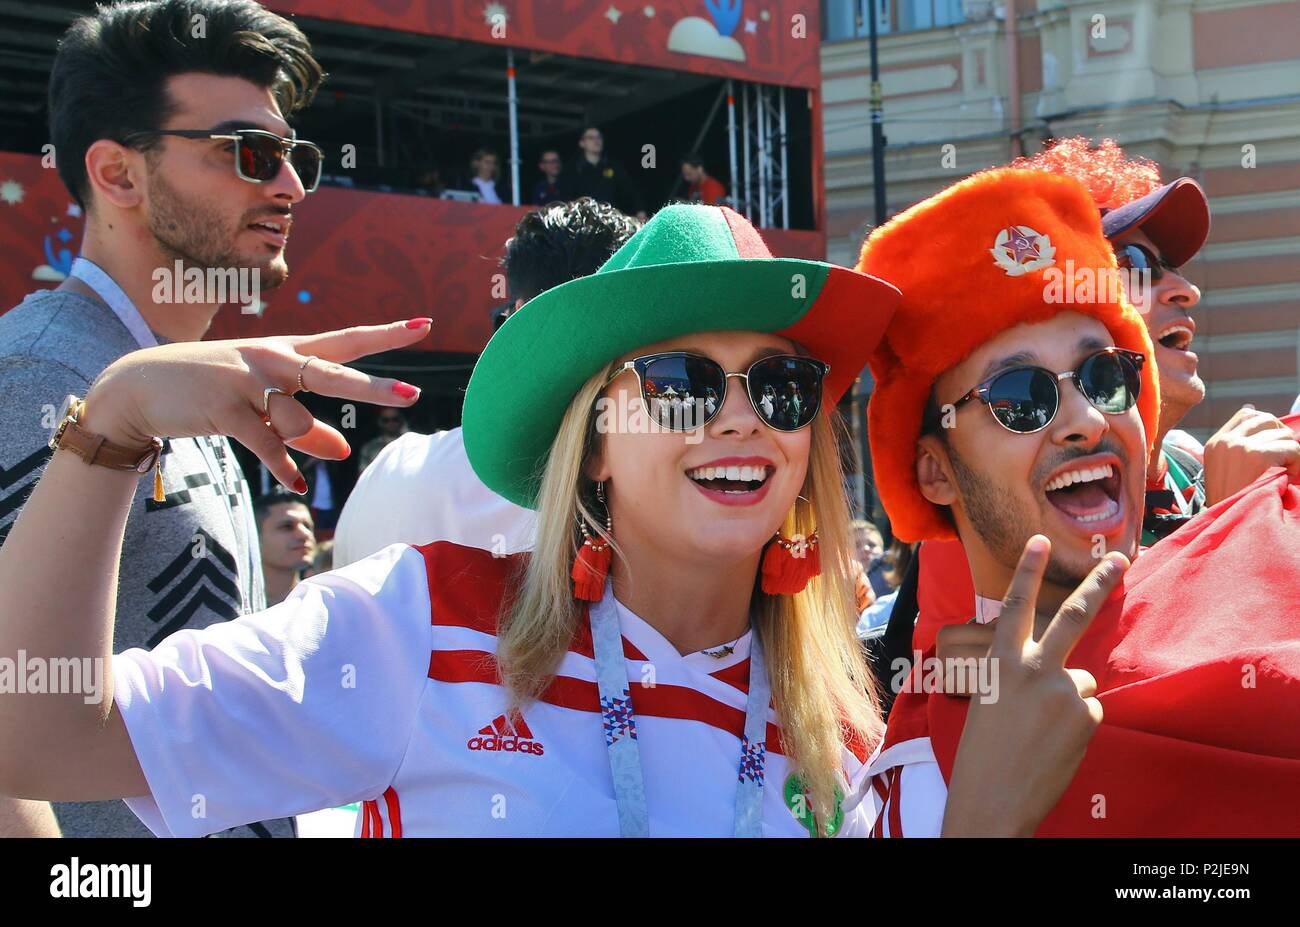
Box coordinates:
[600,691,638,745]
[297,289,312,303]
[43,234,74,276]
[704,0,742,37]
[738,736,766,785]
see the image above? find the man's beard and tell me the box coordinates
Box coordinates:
[146,167,288,289]
[947,439,1116,590]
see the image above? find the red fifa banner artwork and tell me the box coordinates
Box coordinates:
[0,152,824,352]
[267,0,821,89]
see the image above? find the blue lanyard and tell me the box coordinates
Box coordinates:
[589,597,771,837]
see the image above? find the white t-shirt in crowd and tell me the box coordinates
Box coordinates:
[333,429,535,568]
[112,541,877,837]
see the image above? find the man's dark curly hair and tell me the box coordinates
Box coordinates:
[502,197,641,305]
[49,0,324,210]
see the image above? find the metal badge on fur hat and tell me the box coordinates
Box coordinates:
[854,168,1160,542]
[990,226,1056,276]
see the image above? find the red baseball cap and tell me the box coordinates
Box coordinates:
[1100,177,1210,267]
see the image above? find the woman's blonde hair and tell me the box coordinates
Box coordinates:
[498,360,883,832]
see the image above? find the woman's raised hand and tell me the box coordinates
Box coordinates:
[941,535,1128,836]
[81,319,433,493]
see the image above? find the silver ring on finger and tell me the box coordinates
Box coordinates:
[297,356,317,394]
[263,386,291,417]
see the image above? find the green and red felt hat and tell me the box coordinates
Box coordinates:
[461,203,901,509]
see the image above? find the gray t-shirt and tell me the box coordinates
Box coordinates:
[0,288,293,837]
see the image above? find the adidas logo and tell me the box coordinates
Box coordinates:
[467,714,545,756]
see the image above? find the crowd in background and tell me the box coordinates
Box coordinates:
[413,125,729,219]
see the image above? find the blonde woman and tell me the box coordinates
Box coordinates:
[0,205,1114,836]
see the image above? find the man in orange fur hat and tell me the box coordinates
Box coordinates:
[900,141,1300,665]
[855,165,1300,836]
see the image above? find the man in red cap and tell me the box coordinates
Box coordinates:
[855,165,1300,836]
[1014,139,1299,540]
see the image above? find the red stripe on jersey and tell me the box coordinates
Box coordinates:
[709,659,750,692]
[710,661,871,764]
[844,730,871,765]
[568,618,650,662]
[383,787,403,838]
[414,543,870,765]
[414,542,649,660]
[363,799,383,838]
[887,769,903,838]
[360,800,371,838]
[428,648,789,755]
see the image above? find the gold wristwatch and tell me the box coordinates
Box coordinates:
[49,394,166,501]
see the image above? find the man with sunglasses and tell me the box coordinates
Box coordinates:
[1017,142,1214,543]
[897,143,1300,669]
[0,0,323,837]
[856,166,1300,836]
[1020,139,1300,538]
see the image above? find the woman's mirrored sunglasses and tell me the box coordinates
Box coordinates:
[605,351,830,433]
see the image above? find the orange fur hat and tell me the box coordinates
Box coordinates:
[855,167,1160,542]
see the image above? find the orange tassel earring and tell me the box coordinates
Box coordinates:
[572,481,613,602]
[761,496,821,595]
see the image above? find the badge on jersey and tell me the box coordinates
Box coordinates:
[783,773,844,837]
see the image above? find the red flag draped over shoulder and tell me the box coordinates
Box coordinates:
[885,420,1300,835]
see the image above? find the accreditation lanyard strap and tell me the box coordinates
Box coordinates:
[589,597,771,837]
[70,257,158,349]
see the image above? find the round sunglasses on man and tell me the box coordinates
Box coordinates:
[121,127,323,192]
[944,347,1145,434]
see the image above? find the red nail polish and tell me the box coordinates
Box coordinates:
[405,318,433,330]
[292,475,308,495]
[392,381,419,399]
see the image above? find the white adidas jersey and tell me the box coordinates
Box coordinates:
[113,542,877,837]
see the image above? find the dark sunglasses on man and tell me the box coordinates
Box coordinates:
[605,351,829,433]
[1114,242,1179,282]
[122,127,323,193]
[942,347,1145,435]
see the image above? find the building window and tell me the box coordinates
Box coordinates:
[898,0,965,31]
[821,0,966,40]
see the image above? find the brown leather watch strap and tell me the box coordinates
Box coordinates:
[49,398,162,473]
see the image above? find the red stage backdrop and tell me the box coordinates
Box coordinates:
[268,0,821,88]
[0,152,825,352]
